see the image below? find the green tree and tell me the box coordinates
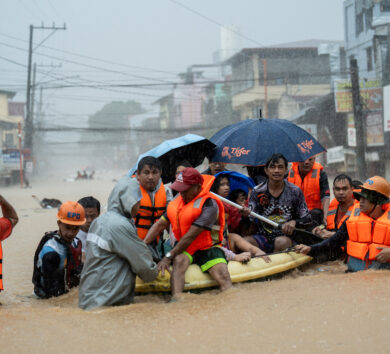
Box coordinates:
[88,100,145,129]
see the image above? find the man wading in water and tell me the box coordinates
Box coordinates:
[145,168,232,297]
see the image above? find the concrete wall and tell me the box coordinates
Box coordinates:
[0,94,9,119]
[230,49,333,120]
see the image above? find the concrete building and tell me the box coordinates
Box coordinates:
[344,0,390,81]
[225,40,345,120]
[0,90,26,184]
[343,0,390,178]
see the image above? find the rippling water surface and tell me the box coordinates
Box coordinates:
[1,176,390,353]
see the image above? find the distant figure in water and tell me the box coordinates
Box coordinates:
[32,201,85,299]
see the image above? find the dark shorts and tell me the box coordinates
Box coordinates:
[184,247,227,272]
[252,234,274,253]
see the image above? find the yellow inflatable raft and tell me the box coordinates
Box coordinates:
[135,252,311,293]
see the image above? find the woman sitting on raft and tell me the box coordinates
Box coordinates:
[211,174,271,263]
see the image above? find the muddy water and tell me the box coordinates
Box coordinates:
[1,174,390,353]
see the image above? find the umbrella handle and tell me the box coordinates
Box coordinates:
[210,192,280,229]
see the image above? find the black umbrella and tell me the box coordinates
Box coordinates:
[128,134,215,183]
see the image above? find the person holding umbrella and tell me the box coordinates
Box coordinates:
[244,154,312,253]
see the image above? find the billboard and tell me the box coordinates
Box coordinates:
[334,79,382,113]
[366,112,384,146]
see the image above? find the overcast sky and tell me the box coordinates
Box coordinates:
[0,0,345,122]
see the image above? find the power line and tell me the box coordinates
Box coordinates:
[0,40,176,85]
[168,0,266,47]
[0,31,180,77]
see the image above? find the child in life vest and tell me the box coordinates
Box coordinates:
[32,201,86,298]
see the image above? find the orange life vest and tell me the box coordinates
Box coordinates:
[0,217,13,291]
[167,175,225,255]
[0,243,2,291]
[288,162,323,210]
[134,183,167,240]
[346,203,390,261]
[326,198,354,230]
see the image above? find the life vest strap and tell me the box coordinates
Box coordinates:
[139,205,166,212]
[136,215,155,221]
[135,224,151,230]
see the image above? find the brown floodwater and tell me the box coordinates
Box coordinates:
[1,174,390,353]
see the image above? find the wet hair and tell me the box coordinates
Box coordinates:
[333,174,353,187]
[175,160,192,170]
[356,189,389,205]
[247,166,266,180]
[265,153,288,168]
[229,189,247,203]
[352,180,363,189]
[137,156,162,173]
[211,174,230,194]
[78,196,101,213]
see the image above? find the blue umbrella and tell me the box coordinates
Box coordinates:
[210,118,326,166]
[128,134,215,183]
[214,171,255,196]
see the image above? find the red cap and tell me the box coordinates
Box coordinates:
[171,167,204,192]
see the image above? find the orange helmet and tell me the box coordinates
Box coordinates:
[354,176,390,205]
[57,201,86,226]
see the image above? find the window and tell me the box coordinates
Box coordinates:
[381,0,390,12]
[356,12,364,36]
[367,47,373,71]
[365,7,373,30]
[5,133,14,147]
[231,57,254,95]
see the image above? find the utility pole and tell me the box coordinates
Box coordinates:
[350,58,367,179]
[18,122,24,188]
[30,63,37,128]
[25,23,66,151]
[263,59,268,118]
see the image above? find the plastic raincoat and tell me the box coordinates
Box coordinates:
[78,176,158,310]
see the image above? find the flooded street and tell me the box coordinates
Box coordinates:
[0,174,389,353]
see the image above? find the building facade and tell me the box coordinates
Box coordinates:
[226,40,345,120]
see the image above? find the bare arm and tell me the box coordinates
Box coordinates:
[157,225,203,275]
[0,195,18,227]
[144,217,169,244]
[321,197,330,225]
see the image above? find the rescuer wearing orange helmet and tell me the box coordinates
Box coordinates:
[296,176,390,272]
[32,201,86,298]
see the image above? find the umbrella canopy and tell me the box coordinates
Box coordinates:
[214,171,255,196]
[210,118,326,166]
[128,134,215,184]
